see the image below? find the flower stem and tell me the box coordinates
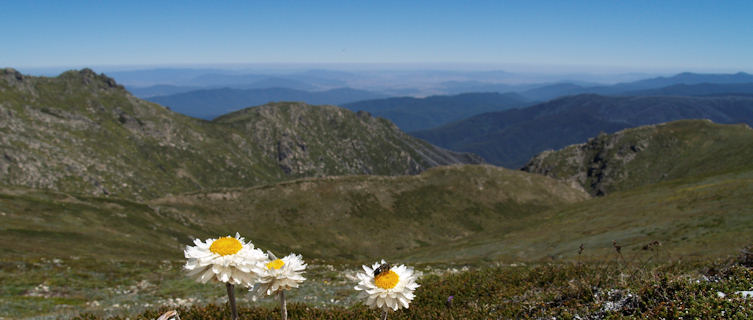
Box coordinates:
[226,282,238,320]
[381,310,388,320]
[279,290,288,320]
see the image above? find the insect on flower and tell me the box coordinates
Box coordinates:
[373,263,392,277]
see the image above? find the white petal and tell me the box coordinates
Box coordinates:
[200,268,215,283]
[398,295,410,308]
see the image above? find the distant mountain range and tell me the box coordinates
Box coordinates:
[130,70,753,127]
[126,84,203,98]
[412,94,753,168]
[521,72,753,101]
[108,68,355,88]
[147,87,388,119]
[106,68,753,135]
[624,82,753,97]
[104,67,658,92]
[0,68,479,199]
[437,81,536,95]
[127,77,323,98]
[618,71,753,90]
[342,92,531,131]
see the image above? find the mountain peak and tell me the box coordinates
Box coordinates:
[1,67,25,83]
[669,71,753,82]
[58,68,125,91]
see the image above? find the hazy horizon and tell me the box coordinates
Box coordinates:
[10,58,753,80]
[12,63,753,90]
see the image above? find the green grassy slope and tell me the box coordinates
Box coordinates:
[0,186,198,259]
[0,165,587,262]
[419,167,753,263]
[3,158,753,265]
[153,165,587,262]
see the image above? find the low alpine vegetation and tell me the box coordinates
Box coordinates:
[70,245,753,319]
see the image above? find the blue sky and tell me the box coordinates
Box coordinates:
[2,1,752,73]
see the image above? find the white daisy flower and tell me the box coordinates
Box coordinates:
[252,252,307,297]
[354,260,420,312]
[184,232,266,286]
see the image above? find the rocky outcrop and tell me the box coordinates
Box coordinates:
[214,102,483,177]
[522,130,650,196]
[522,120,753,196]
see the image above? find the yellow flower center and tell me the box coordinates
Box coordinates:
[209,237,242,256]
[267,259,285,270]
[374,270,400,289]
